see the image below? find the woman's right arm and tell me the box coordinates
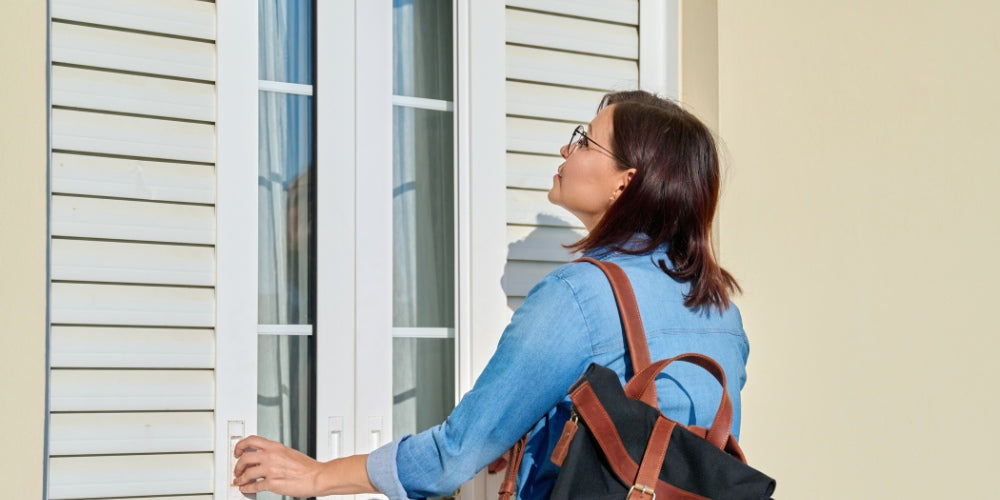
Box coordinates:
[367,273,594,499]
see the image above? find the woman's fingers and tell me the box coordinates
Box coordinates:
[238,478,270,494]
[234,435,270,457]
[230,437,323,497]
[233,449,262,479]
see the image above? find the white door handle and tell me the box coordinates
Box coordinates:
[369,416,383,452]
[328,416,344,459]
[228,420,252,499]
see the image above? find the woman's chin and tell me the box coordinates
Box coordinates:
[547,189,560,205]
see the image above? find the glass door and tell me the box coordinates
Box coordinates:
[391,0,457,443]
[257,2,316,499]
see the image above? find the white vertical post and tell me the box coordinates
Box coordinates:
[639,0,681,100]
[315,3,359,499]
[354,2,393,500]
[460,0,508,497]
[215,1,259,498]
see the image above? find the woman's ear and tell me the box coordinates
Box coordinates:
[617,168,637,194]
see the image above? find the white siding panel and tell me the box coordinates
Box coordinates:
[52,66,215,122]
[506,189,581,228]
[52,239,214,286]
[49,411,213,455]
[51,283,214,327]
[502,260,563,297]
[52,0,216,40]
[507,45,638,91]
[51,196,215,245]
[506,0,638,25]
[49,453,213,499]
[507,81,605,123]
[51,22,215,81]
[507,116,568,155]
[53,109,215,163]
[507,9,637,59]
[101,497,212,500]
[50,326,214,368]
[507,153,560,190]
[506,225,584,262]
[52,152,215,204]
[50,369,214,411]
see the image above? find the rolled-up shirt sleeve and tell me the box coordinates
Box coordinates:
[366,272,593,499]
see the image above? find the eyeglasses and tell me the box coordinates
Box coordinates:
[567,124,630,167]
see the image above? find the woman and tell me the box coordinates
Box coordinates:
[233,90,749,499]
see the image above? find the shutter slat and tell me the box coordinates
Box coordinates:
[50,369,214,411]
[51,283,214,327]
[49,453,213,499]
[506,45,638,91]
[53,109,215,164]
[507,116,568,156]
[507,189,581,228]
[52,0,216,40]
[50,326,214,369]
[507,9,637,59]
[506,0,638,25]
[507,152,559,190]
[52,66,215,122]
[52,239,214,287]
[52,152,215,204]
[507,81,606,123]
[50,22,215,81]
[51,195,215,245]
[507,225,584,262]
[49,411,213,455]
[51,22,215,81]
[501,260,563,297]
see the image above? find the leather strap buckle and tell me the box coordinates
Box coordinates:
[626,483,656,500]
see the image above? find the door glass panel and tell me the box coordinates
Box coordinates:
[258,90,316,500]
[259,0,314,84]
[392,104,455,437]
[393,0,453,100]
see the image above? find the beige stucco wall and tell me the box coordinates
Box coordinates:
[0,2,48,498]
[697,1,1000,497]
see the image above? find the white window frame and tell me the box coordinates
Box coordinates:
[215,1,259,498]
[640,0,681,99]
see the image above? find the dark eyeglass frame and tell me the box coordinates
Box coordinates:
[567,124,631,168]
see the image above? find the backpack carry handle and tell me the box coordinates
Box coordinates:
[624,353,734,450]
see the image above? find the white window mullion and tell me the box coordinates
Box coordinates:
[314,0,359,477]
[214,1,260,499]
[258,79,314,96]
[354,0,394,474]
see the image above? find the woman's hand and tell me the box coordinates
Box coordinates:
[232,435,322,497]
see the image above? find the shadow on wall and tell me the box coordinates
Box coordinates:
[501,214,584,313]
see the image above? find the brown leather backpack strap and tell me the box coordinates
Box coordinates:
[624,353,733,450]
[498,258,655,499]
[575,257,657,406]
[497,435,527,500]
[626,416,676,500]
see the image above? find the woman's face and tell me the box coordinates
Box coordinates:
[548,104,635,230]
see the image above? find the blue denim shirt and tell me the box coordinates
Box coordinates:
[368,243,750,499]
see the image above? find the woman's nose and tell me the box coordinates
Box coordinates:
[559,143,569,159]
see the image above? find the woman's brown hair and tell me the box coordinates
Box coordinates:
[570,90,740,311]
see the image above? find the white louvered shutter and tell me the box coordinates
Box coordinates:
[503,1,640,311]
[48,1,216,498]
